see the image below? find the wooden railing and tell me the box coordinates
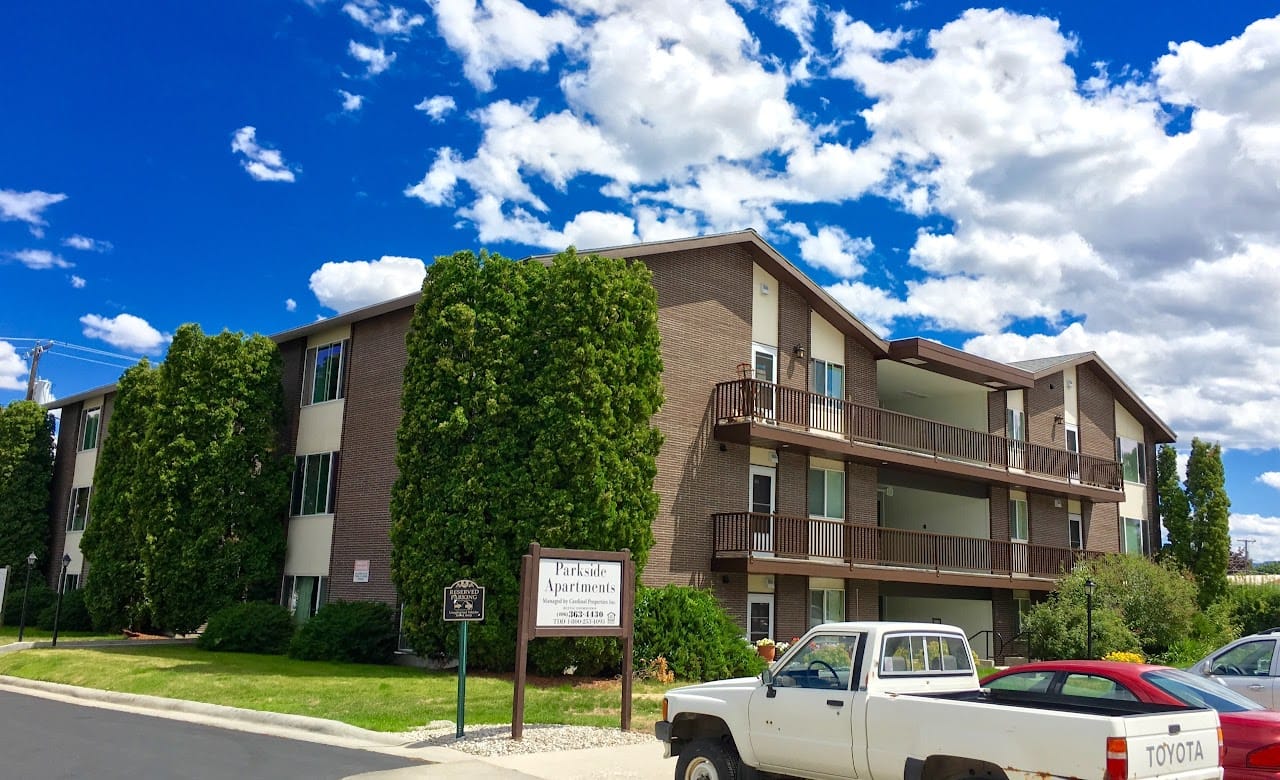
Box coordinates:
[713,378,1123,490]
[713,512,1100,579]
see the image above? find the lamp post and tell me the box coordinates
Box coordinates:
[50,554,71,647]
[1085,578,1096,659]
[17,552,36,642]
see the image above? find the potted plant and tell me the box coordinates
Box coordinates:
[756,637,777,661]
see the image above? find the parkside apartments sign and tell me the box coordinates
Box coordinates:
[536,558,622,628]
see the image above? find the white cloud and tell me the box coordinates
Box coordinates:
[1259,473,1280,491]
[348,40,396,76]
[1230,513,1280,563]
[230,126,299,182]
[338,89,364,112]
[343,0,425,36]
[62,234,112,252]
[414,95,456,121]
[71,275,86,288]
[428,0,579,91]
[309,255,426,312]
[773,0,816,52]
[781,222,874,278]
[9,249,73,270]
[0,188,66,230]
[0,341,26,391]
[80,313,169,353]
[285,298,298,312]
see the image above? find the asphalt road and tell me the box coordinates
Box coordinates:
[0,690,427,779]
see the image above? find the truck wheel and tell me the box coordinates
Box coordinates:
[675,738,739,780]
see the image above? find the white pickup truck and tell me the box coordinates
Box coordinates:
[655,621,1222,780]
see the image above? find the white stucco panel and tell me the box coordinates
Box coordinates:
[752,263,779,347]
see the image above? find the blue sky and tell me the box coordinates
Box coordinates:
[3,1,1280,557]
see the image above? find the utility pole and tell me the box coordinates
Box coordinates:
[24,342,49,401]
[1240,538,1256,561]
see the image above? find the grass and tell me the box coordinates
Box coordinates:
[0,645,677,733]
[0,626,120,644]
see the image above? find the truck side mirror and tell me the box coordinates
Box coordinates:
[761,667,774,687]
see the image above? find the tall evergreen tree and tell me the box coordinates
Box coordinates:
[81,361,160,630]
[1186,437,1231,608]
[0,400,55,575]
[131,325,291,631]
[1157,443,1192,568]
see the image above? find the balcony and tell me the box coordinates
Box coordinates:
[713,378,1123,495]
[713,512,1099,585]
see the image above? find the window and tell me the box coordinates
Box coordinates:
[808,467,844,520]
[1211,639,1276,677]
[398,603,413,652]
[282,575,328,623]
[772,633,859,690]
[1068,512,1083,550]
[67,486,91,531]
[1014,591,1031,634]
[809,587,845,628]
[1123,516,1149,556]
[1065,423,1080,479]
[1006,408,1027,441]
[1060,673,1138,701]
[984,670,1055,694]
[63,573,80,591]
[1009,497,1029,541]
[811,359,843,398]
[302,340,349,406]
[1116,436,1146,484]
[291,452,338,515]
[881,632,973,674]
[79,407,101,451]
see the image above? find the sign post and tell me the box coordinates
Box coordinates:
[512,543,635,739]
[443,578,485,740]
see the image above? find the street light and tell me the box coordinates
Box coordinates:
[1085,578,1096,659]
[50,554,71,647]
[17,552,36,642]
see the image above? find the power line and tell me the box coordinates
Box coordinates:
[46,352,137,370]
[50,340,141,362]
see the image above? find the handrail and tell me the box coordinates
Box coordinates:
[713,378,1123,490]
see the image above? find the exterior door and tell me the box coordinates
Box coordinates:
[1207,637,1278,708]
[751,465,776,555]
[748,594,774,644]
[752,343,777,422]
[1007,408,1027,470]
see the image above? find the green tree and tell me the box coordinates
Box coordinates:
[128,326,291,631]
[0,400,55,575]
[1157,443,1192,568]
[81,361,160,630]
[391,248,664,670]
[1253,561,1280,575]
[1186,438,1231,608]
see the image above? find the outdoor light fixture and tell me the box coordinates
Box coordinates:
[17,552,36,642]
[793,344,806,360]
[51,553,72,647]
[1085,578,1096,659]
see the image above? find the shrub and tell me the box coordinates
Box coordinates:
[1103,651,1146,664]
[35,587,93,632]
[3,578,55,626]
[288,601,398,664]
[633,585,765,681]
[1226,583,1280,637]
[530,636,621,677]
[197,602,295,654]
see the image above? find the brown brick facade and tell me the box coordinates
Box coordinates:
[47,401,82,587]
[1028,372,1064,450]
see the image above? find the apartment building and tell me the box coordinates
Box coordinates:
[46,230,1171,661]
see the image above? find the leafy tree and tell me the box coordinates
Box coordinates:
[140,326,291,631]
[391,248,664,670]
[0,400,55,575]
[81,361,159,630]
[1157,443,1192,568]
[1186,438,1231,608]
[1254,561,1280,575]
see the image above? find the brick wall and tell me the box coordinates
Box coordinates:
[327,307,412,605]
[47,401,82,586]
[1027,372,1064,449]
[1087,501,1120,553]
[846,343,876,407]
[776,574,808,641]
[847,579,880,621]
[778,284,808,393]
[1030,493,1068,547]
[278,337,305,451]
[1077,365,1120,552]
[988,390,1006,435]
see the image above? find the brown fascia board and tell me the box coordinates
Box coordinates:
[529,229,890,357]
[887,338,1034,390]
[44,383,117,411]
[1028,352,1176,443]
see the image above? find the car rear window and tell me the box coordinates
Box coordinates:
[1143,669,1265,713]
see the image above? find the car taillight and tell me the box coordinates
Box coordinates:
[662,697,669,722]
[1105,737,1128,780]
[1246,743,1280,769]
[1219,727,1226,767]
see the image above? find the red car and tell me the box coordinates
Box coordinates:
[983,660,1280,780]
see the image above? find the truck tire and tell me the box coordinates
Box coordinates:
[674,738,739,780]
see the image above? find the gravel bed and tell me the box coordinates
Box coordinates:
[404,720,654,757]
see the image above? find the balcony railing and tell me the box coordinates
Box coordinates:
[713,512,1100,580]
[713,378,1122,491]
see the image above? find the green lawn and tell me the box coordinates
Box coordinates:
[0,645,674,733]
[0,626,121,644]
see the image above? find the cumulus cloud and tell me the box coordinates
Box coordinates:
[71,275,86,288]
[9,249,73,270]
[338,89,364,112]
[1259,473,1280,491]
[0,188,66,230]
[348,40,396,75]
[309,255,426,312]
[414,95,456,121]
[343,0,425,36]
[230,126,299,182]
[80,313,169,353]
[62,234,112,252]
[1231,513,1280,563]
[285,298,298,312]
[429,0,579,91]
[0,341,26,391]
[781,223,874,278]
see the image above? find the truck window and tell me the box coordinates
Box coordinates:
[772,634,859,690]
[881,632,972,675]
